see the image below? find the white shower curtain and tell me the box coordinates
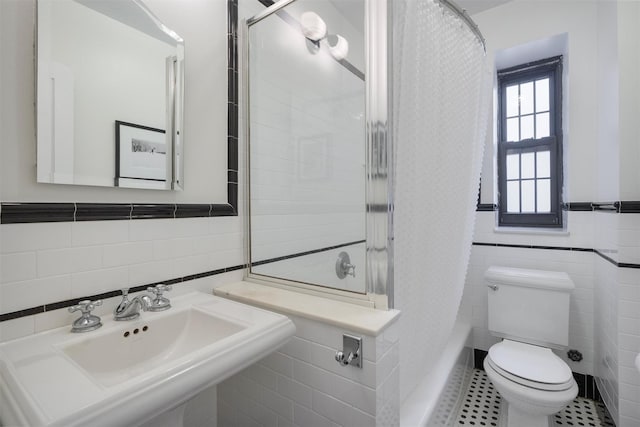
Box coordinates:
[392,0,490,402]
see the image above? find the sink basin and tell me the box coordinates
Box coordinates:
[62,307,245,387]
[0,292,295,427]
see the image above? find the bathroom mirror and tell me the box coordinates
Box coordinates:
[36,0,184,190]
[246,0,369,295]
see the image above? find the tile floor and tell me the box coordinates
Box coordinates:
[454,369,616,427]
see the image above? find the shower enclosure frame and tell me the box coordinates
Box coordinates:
[242,0,395,310]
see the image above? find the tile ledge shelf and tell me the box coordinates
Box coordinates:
[214,281,400,337]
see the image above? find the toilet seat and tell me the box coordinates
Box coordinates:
[487,340,574,392]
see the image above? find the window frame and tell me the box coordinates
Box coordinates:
[497,56,563,228]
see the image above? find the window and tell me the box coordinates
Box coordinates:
[497,56,563,227]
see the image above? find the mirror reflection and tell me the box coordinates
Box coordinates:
[36,0,184,190]
[247,0,366,293]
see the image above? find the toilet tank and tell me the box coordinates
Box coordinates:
[485,266,574,349]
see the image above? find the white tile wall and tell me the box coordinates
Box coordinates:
[0,216,244,342]
[618,214,640,265]
[594,255,619,424]
[218,314,400,427]
[616,251,640,427]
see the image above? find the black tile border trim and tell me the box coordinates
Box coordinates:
[472,242,640,269]
[474,349,603,401]
[1,202,237,224]
[619,200,640,213]
[476,200,640,213]
[76,203,132,221]
[592,202,620,212]
[131,204,176,220]
[175,204,212,218]
[252,239,366,267]
[6,197,636,222]
[564,202,593,211]
[472,242,592,251]
[476,203,496,212]
[226,0,240,212]
[0,203,76,223]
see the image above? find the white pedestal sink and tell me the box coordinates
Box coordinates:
[0,292,295,427]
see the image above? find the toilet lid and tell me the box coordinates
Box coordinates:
[489,340,573,385]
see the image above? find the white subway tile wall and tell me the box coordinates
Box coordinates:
[616,215,640,427]
[618,214,640,265]
[218,314,400,427]
[594,255,619,425]
[0,217,244,342]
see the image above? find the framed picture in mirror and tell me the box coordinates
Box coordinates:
[115,121,168,189]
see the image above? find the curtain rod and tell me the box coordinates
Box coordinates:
[436,0,486,52]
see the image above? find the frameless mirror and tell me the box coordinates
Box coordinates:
[246,0,367,294]
[36,0,184,190]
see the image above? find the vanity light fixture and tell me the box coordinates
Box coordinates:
[300,11,349,61]
[300,11,327,42]
[328,34,349,60]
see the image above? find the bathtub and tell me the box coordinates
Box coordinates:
[400,322,474,426]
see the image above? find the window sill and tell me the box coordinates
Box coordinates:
[493,226,569,236]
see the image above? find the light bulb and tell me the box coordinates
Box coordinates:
[328,34,349,60]
[300,11,327,42]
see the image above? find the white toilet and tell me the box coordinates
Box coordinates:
[483,266,578,427]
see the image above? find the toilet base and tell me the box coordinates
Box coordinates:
[501,400,553,427]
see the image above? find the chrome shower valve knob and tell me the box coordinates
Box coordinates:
[336,251,356,279]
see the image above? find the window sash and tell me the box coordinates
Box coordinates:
[497,57,563,228]
[497,138,562,227]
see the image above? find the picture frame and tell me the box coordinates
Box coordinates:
[115,120,167,188]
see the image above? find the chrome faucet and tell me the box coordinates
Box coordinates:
[114,288,152,321]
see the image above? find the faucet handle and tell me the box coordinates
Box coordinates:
[147,284,172,296]
[68,299,102,314]
[68,300,102,333]
[146,284,172,311]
